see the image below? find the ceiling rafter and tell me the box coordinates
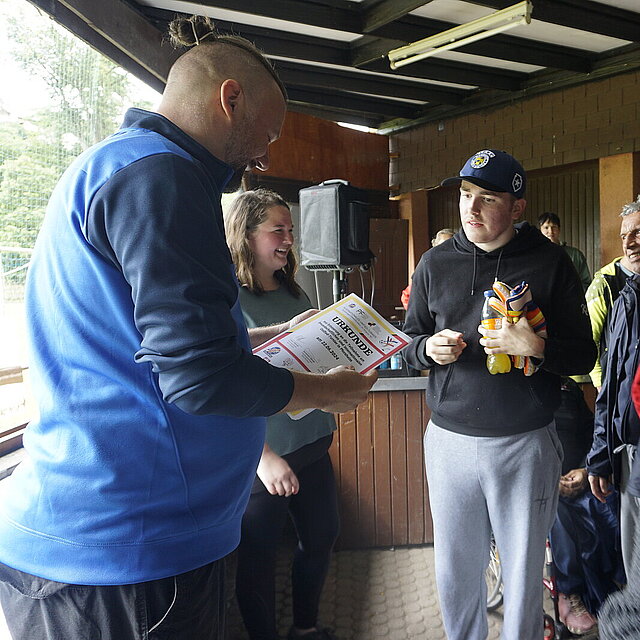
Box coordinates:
[366,14,595,72]
[470,0,640,41]
[360,57,523,92]
[161,0,362,33]
[143,8,353,66]
[359,0,437,34]
[145,7,525,91]
[353,27,593,73]
[273,59,465,105]
[287,86,422,119]
[37,0,640,131]
[150,0,598,72]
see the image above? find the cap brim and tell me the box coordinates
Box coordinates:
[441,175,509,193]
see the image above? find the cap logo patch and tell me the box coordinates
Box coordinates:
[512,173,523,194]
[470,150,493,169]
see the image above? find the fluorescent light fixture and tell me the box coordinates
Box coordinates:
[388,1,532,69]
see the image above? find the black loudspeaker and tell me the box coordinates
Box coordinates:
[299,180,374,270]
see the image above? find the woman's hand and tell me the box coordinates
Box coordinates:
[257,446,299,497]
[286,308,318,331]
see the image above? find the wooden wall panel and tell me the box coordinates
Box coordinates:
[261,111,389,192]
[330,408,358,546]
[354,399,375,545]
[526,162,599,275]
[389,392,409,545]
[424,185,461,243]
[599,153,640,266]
[396,190,429,277]
[347,218,408,321]
[420,393,434,543]
[332,389,432,549]
[372,393,392,546]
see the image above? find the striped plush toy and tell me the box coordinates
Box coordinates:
[487,280,547,376]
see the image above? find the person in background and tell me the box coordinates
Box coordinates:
[403,149,595,640]
[586,196,640,390]
[597,362,640,640]
[400,228,455,310]
[634,365,640,423]
[0,16,375,640]
[538,212,591,292]
[225,189,339,640]
[550,377,624,635]
[546,203,640,633]
[587,197,640,577]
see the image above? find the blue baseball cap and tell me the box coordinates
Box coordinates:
[441,149,526,199]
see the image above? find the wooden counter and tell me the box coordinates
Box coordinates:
[330,377,433,549]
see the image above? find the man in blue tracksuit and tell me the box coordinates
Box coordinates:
[0,15,375,640]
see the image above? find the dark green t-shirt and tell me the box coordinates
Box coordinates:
[238,285,336,456]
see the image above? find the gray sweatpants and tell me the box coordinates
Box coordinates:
[619,444,640,576]
[424,421,562,640]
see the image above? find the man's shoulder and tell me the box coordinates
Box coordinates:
[562,244,586,260]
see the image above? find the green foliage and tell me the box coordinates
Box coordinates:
[0,1,154,289]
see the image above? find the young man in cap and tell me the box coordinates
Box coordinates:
[403,150,595,640]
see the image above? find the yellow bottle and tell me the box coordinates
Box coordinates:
[481,291,511,374]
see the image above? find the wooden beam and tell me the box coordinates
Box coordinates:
[275,60,464,105]
[141,7,519,94]
[174,0,362,33]
[148,1,594,73]
[60,0,177,80]
[287,86,420,119]
[355,27,592,74]
[360,57,523,92]
[370,14,594,72]
[286,103,383,128]
[471,0,640,42]
[142,8,352,66]
[28,0,169,91]
[532,0,640,42]
[361,0,436,34]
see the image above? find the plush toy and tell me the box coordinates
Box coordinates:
[484,280,547,376]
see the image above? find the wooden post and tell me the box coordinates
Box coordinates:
[599,152,640,266]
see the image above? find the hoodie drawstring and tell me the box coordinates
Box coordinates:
[470,245,477,296]
[494,248,504,283]
[470,247,504,295]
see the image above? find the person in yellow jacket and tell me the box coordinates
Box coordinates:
[586,198,640,389]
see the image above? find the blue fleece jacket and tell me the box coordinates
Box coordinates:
[0,109,294,585]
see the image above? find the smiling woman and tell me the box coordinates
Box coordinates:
[224,188,339,640]
[224,188,302,297]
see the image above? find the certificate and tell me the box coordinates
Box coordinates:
[253,293,410,419]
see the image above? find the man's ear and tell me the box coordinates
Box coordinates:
[220,79,243,120]
[512,198,526,220]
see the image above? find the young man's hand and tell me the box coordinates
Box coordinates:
[478,316,545,359]
[425,329,467,365]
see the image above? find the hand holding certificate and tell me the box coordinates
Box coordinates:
[253,294,410,418]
